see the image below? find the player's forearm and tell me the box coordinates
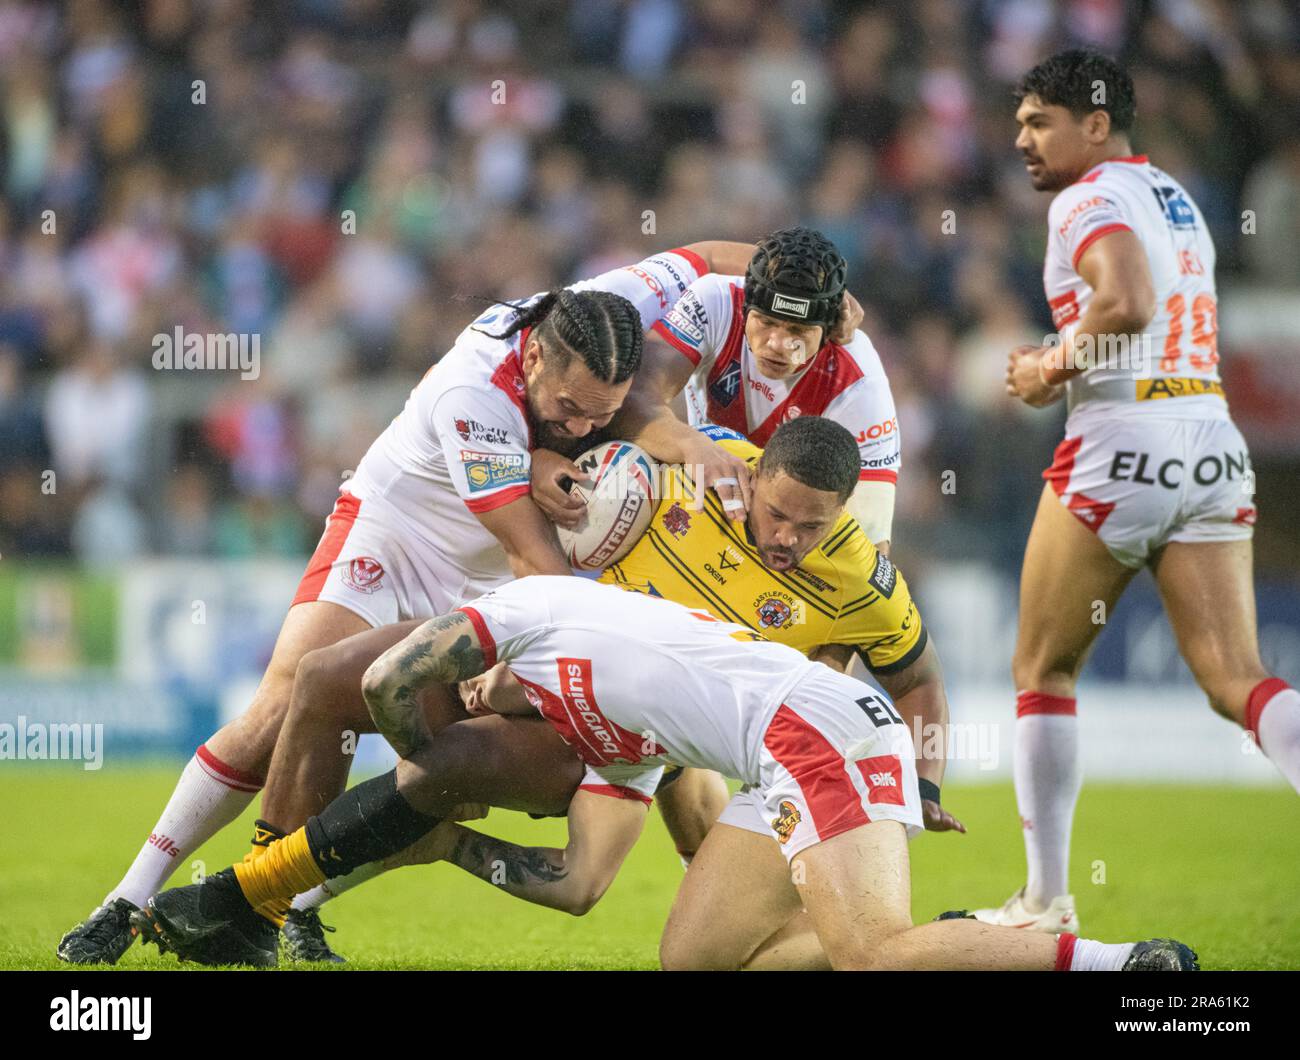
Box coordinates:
[876,643,949,787]
[892,679,948,788]
[684,240,755,276]
[1042,293,1156,386]
[439,824,596,915]
[610,393,696,465]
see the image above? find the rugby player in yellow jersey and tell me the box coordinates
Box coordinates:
[136,416,962,966]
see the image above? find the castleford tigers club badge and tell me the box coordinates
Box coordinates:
[343,556,385,594]
[773,800,801,844]
[662,503,692,538]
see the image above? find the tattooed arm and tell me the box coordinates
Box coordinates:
[361,611,488,758]
[423,789,649,915]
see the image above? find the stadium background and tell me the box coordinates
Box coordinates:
[1,0,1298,968]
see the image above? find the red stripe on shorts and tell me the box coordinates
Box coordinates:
[763,704,870,841]
[1042,436,1082,496]
[292,493,362,607]
[579,783,653,805]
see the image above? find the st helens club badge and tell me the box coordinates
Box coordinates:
[344,556,386,594]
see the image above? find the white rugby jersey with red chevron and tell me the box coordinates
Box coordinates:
[1044,155,1226,420]
[652,273,901,485]
[338,248,708,602]
[457,576,924,861]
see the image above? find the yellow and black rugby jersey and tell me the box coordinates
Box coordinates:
[599,427,926,674]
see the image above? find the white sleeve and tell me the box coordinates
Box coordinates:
[456,578,555,668]
[578,762,663,805]
[823,335,901,487]
[1048,183,1133,272]
[570,248,710,333]
[649,272,734,376]
[430,386,532,515]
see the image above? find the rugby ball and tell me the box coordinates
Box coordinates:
[556,441,657,571]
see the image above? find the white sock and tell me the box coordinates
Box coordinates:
[1069,937,1135,972]
[106,746,261,908]
[1013,691,1081,910]
[291,860,386,911]
[1247,680,1300,792]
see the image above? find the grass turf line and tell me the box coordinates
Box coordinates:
[1,767,1295,970]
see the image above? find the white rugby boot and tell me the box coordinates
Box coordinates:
[971,887,1079,932]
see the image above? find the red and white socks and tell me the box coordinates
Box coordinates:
[1057,933,1134,971]
[1013,691,1081,911]
[105,745,262,909]
[1245,678,1300,792]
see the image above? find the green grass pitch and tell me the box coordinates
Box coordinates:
[2,766,1296,970]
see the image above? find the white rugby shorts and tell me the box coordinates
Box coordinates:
[1042,407,1255,568]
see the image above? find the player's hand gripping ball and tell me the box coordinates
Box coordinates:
[556,441,657,571]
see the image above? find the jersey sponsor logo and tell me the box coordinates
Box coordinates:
[343,556,386,594]
[662,503,692,538]
[1234,507,1257,526]
[792,567,834,593]
[868,553,897,598]
[555,657,654,764]
[461,450,528,493]
[749,376,775,401]
[1057,195,1113,237]
[621,265,668,309]
[1135,378,1224,401]
[709,358,742,408]
[860,455,898,468]
[771,293,811,319]
[705,546,743,586]
[1048,290,1081,328]
[857,754,906,806]
[772,799,802,843]
[662,304,704,347]
[1107,448,1249,490]
[455,417,509,445]
[857,418,897,443]
[855,693,904,729]
[1152,186,1197,229]
[697,424,745,442]
[783,405,802,422]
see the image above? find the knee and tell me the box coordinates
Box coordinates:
[659,932,727,972]
[1011,651,1079,699]
[295,646,366,726]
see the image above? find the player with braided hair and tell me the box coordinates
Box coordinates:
[58,239,760,964]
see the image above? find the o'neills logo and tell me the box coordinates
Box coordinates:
[556,657,623,760]
[771,293,811,319]
[151,326,260,380]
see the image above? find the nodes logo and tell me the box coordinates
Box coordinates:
[344,556,385,594]
[772,799,801,843]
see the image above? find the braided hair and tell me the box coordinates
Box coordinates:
[480,288,644,384]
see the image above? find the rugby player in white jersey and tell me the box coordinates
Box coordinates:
[550,226,903,847]
[57,241,760,963]
[599,226,900,550]
[135,577,1198,971]
[978,50,1300,932]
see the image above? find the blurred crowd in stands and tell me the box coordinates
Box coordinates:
[1,0,1298,576]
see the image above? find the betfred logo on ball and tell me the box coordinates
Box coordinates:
[556,441,657,571]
